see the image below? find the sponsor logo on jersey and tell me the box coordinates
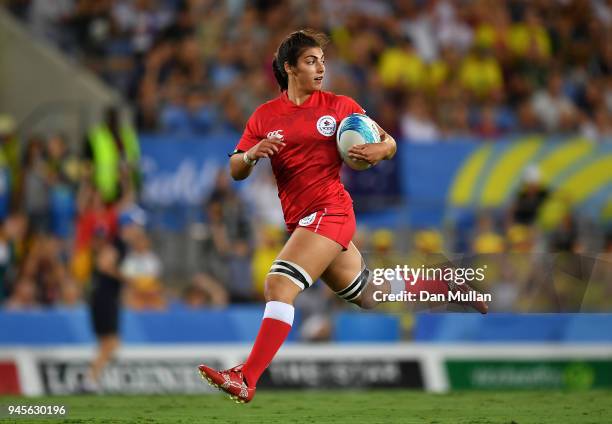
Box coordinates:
[298,212,317,227]
[267,130,284,139]
[316,116,336,137]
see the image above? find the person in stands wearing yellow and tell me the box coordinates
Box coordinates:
[85,106,140,203]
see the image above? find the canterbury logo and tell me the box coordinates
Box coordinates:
[222,375,231,389]
[267,130,284,139]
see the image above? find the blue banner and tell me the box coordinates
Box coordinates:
[139,133,237,207]
[139,134,612,228]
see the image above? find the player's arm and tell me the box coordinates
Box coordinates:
[348,122,397,164]
[229,136,286,180]
[375,123,397,160]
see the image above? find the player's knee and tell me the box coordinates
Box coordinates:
[265,259,313,303]
[264,277,297,303]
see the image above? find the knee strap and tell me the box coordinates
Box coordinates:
[268,260,313,290]
[336,268,370,301]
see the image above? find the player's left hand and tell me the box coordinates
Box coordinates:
[347,141,392,165]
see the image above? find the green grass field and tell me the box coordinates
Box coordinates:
[1,390,611,424]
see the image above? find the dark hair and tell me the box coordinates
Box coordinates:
[272,29,329,91]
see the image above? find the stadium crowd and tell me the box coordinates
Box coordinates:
[1,0,611,341]
[5,0,612,141]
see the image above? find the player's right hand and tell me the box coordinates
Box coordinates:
[247,136,286,159]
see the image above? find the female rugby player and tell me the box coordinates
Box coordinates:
[199,29,485,403]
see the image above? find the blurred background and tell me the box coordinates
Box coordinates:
[0,0,611,395]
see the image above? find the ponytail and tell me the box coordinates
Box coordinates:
[272,55,288,91]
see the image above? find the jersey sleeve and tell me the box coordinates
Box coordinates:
[336,95,366,120]
[234,109,263,154]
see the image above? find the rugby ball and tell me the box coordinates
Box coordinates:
[336,113,381,170]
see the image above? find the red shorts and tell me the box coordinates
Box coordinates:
[287,207,356,250]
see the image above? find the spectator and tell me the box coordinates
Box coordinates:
[121,225,165,310]
[242,166,285,228]
[378,37,426,91]
[60,279,84,307]
[400,95,440,143]
[459,46,504,100]
[72,183,118,284]
[199,192,254,303]
[5,277,38,310]
[22,136,51,235]
[183,273,228,308]
[251,225,284,298]
[434,0,473,54]
[549,212,579,253]
[0,115,20,213]
[516,100,542,133]
[368,229,397,270]
[21,234,71,306]
[27,0,76,50]
[439,99,472,139]
[0,223,15,303]
[531,71,577,133]
[508,7,551,61]
[85,202,140,392]
[473,3,510,57]
[509,165,550,227]
[68,0,116,59]
[473,105,504,138]
[85,106,140,203]
[112,0,173,56]
[46,134,80,239]
[506,224,537,254]
[581,105,612,143]
[591,233,612,298]
[472,214,505,254]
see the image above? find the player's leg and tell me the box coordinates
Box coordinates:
[199,227,343,402]
[241,227,342,386]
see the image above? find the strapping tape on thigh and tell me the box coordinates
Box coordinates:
[268,260,313,290]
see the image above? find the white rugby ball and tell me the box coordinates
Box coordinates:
[336,113,381,170]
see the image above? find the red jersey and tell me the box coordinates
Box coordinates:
[236,90,365,227]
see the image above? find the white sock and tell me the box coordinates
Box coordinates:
[263,301,295,326]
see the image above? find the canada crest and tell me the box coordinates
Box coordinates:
[316,115,336,137]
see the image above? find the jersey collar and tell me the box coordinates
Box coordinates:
[280,90,319,108]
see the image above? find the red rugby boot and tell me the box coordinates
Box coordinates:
[198,364,255,404]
